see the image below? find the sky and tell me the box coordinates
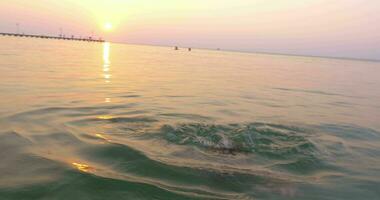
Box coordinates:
[0,0,379,60]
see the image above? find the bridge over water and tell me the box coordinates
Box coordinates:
[0,32,105,42]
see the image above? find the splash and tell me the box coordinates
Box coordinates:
[162,123,315,156]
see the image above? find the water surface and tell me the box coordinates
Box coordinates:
[0,37,380,200]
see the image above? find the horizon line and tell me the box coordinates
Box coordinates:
[108,40,380,63]
[1,34,378,63]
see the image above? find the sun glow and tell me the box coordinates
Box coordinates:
[104,22,113,31]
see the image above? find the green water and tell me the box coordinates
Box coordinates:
[0,37,380,200]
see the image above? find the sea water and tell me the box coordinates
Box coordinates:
[0,37,379,200]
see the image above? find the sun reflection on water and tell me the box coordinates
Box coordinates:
[103,42,111,83]
[72,162,92,172]
[97,115,114,120]
[102,42,112,102]
[95,133,111,142]
[104,74,112,79]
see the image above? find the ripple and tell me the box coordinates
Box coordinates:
[159,113,213,121]
[75,142,296,199]
[119,95,142,98]
[7,104,139,121]
[272,87,358,98]
[2,121,378,199]
[0,131,33,151]
[77,116,157,124]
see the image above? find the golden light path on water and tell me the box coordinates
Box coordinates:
[103,42,111,84]
[103,42,112,105]
[97,43,114,144]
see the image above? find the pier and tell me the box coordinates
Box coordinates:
[0,32,105,42]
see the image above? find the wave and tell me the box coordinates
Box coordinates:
[2,105,380,199]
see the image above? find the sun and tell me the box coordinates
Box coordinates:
[104,22,113,31]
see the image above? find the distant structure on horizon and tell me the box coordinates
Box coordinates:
[0,32,105,43]
[0,23,105,43]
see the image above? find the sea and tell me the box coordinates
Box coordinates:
[0,37,379,200]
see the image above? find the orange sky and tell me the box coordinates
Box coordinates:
[0,0,379,60]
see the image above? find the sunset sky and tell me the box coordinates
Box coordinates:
[0,0,379,60]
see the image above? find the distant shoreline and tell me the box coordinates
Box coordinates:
[109,41,380,63]
[1,36,377,63]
